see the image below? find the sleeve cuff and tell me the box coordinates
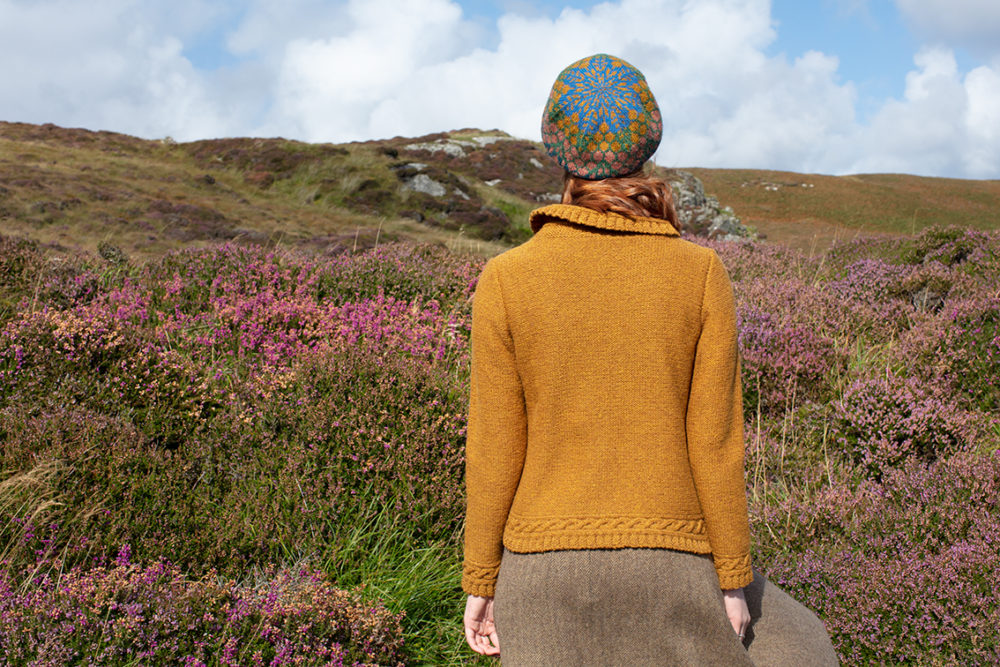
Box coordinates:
[462,560,501,597]
[713,553,754,590]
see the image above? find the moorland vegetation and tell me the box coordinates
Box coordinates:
[1,223,998,664]
[0,122,998,665]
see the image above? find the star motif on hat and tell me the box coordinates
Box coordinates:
[557,55,644,136]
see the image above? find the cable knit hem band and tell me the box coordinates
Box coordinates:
[504,514,708,538]
[462,516,754,596]
[529,204,681,235]
[501,514,717,566]
[716,569,755,590]
[502,529,712,555]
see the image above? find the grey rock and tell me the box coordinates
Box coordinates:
[668,170,757,241]
[911,286,946,313]
[404,141,467,158]
[97,241,129,266]
[471,135,514,146]
[404,174,447,197]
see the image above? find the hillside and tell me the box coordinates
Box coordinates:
[1,120,998,262]
[687,168,1000,254]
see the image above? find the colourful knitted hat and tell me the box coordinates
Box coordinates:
[541,53,662,180]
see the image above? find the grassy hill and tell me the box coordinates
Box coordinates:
[687,168,1000,254]
[2,120,998,263]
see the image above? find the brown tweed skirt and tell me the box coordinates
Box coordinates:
[493,546,838,666]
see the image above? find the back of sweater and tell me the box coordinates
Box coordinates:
[461,204,752,598]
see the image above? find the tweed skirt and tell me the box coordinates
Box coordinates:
[493,547,839,666]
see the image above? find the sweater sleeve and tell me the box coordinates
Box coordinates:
[686,250,754,590]
[461,258,528,598]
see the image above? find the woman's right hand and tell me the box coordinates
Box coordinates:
[723,587,751,642]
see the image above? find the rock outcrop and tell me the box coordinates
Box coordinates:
[665,169,757,241]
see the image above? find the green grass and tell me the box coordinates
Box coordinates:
[0,122,513,264]
[281,486,495,666]
[467,181,534,245]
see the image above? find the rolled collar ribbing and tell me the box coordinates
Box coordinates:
[528,204,680,236]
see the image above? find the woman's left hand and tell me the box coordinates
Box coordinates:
[464,594,501,656]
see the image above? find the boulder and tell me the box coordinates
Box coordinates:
[404,174,447,197]
[667,170,757,241]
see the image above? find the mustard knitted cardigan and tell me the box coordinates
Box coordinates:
[461,204,753,598]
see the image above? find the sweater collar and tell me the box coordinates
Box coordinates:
[528,204,680,236]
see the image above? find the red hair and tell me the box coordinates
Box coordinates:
[561,169,681,231]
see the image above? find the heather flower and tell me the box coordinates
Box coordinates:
[894,291,1000,412]
[0,553,406,666]
[824,259,916,335]
[736,299,843,416]
[759,450,1000,665]
[901,225,994,267]
[831,371,983,479]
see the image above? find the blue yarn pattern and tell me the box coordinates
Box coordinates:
[557,54,644,135]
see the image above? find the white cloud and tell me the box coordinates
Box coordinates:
[0,0,998,178]
[895,0,1000,56]
[225,0,351,56]
[843,47,1000,177]
[255,0,999,177]
[0,0,236,140]
[262,0,865,175]
[267,0,474,140]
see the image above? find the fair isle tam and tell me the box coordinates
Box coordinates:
[541,53,663,180]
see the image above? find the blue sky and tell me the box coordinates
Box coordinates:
[2,0,999,178]
[771,0,913,116]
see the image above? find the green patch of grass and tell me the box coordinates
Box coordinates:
[266,485,492,666]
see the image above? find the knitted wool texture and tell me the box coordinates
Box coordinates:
[541,53,663,179]
[462,204,754,598]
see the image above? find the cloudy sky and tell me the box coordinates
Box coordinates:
[1,0,999,178]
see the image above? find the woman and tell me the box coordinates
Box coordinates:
[461,53,838,665]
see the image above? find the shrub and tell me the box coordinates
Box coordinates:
[895,292,1000,413]
[702,238,811,284]
[0,234,46,322]
[5,222,1000,666]
[304,241,483,306]
[900,225,992,267]
[0,548,406,666]
[0,344,468,583]
[831,372,982,479]
[823,235,906,271]
[761,451,1000,665]
[824,259,919,335]
[736,301,843,417]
